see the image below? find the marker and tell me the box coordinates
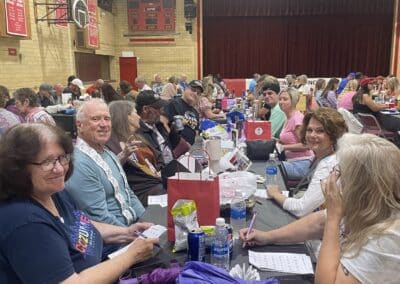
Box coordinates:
[133,230,161,248]
[242,211,257,248]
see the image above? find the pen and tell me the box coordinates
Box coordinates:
[242,211,257,248]
[133,230,161,248]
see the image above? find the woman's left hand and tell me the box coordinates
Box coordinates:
[321,172,343,221]
[127,222,154,237]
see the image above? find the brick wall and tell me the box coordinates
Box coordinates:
[112,0,199,84]
[0,2,74,92]
[0,0,199,92]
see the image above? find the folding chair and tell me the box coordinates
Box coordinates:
[356,113,397,141]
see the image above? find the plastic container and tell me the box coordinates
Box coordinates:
[210,218,230,271]
[230,192,246,238]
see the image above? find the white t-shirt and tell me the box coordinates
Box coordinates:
[283,154,337,217]
[340,219,400,284]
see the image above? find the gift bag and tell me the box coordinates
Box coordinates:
[245,120,271,141]
[167,172,220,241]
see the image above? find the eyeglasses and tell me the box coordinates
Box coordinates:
[31,154,71,172]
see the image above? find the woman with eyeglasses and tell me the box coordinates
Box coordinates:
[0,124,158,283]
[267,107,348,217]
[240,133,400,284]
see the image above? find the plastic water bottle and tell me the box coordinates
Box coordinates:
[265,153,278,189]
[230,191,246,239]
[211,217,230,271]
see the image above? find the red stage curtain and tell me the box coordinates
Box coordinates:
[203,0,394,78]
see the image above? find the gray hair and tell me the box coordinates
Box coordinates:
[76,98,107,122]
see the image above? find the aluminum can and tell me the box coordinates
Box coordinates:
[187,229,206,261]
[173,115,185,131]
[225,224,233,257]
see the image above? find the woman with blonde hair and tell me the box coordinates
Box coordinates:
[385,76,400,99]
[277,87,313,179]
[160,76,178,100]
[196,76,225,119]
[315,133,400,283]
[240,133,400,283]
[337,79,358,111]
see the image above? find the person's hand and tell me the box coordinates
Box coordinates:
[321,171,343,222]
[239,228,269,247]
[267,185,281,199]
[127,222,154,237]
[127,237,159,264]
[120,139,141,160]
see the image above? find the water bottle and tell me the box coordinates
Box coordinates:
[211,217,230,271]
[265,153,278,189]
[230,191,246,239]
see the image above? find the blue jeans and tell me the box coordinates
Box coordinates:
[282,159,312,180]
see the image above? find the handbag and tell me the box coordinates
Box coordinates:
[246,140,276,161]
[167,151,220,241]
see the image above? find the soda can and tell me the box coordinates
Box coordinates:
[225,224,233,257]
[173,115,185,131]
[187,229,206,262]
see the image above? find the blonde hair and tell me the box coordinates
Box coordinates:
[337,133,400,256]
[347,79,359,92]
[280,87,300,107]
[386,77,400,94]
[202,76,214,100]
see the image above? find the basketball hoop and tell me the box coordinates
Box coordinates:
[72,0,89,29]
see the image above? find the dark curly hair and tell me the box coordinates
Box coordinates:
[0,124,74,200]
[300,107,348,147]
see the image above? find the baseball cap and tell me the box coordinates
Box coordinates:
[135,90,168,113]
[188,80,204,93]
[39,83,54,93]
[71,78,84,89]
[359,77,376,88]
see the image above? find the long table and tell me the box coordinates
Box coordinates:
[135,161,314,283]
[377,112,400,132]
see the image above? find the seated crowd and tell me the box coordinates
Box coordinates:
[0,71,399,283]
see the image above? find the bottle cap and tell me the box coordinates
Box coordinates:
[269,153,275,159]
[216,217,226,226]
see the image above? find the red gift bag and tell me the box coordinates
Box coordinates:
[245,120,271,141]
[167,172,220,241]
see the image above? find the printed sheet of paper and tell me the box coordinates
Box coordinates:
[108,225,167,259]
[248,251,314,275]
[141,224,167,238]
[148,194,168,207]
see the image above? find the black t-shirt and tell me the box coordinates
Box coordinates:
[164,98,199,145]
[0,191,103,283]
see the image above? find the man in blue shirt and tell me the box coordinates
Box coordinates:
[65,99,145,227]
